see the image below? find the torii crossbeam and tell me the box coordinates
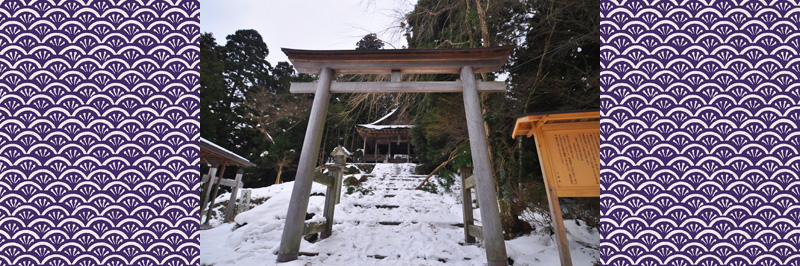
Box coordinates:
[276,46,515,266]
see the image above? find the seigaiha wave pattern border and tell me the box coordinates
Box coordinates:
[600,1,800,265]
[0,1,200,265]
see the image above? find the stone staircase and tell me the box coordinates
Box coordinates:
[296,163,485,265]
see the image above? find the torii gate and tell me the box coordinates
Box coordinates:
[276,46,515,266]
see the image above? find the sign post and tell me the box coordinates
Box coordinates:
[512,110,600,266]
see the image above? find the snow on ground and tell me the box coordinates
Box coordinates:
[201,163,599,266]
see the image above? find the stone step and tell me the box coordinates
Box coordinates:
[373,187,416,191]
[365,254,456,263]
[353,204,400,209]
[385,178,425,181]
[343,221,467,227]
[294,252,469,263]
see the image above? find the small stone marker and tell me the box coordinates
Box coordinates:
[236,189,252,215]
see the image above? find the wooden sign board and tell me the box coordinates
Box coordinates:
[512,110,600,266]
[537,124,600,197]
[512,112,600,197]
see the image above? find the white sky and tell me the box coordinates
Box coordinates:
[201,0,414,66]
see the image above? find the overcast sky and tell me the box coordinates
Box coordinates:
[201,0,414,66]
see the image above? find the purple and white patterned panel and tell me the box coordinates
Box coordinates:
[0,1,200,266]
[601,1,800,266]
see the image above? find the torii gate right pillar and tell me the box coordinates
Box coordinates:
[460,65,508,265]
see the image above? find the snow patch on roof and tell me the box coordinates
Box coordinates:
[200,137,252,164]
[340,146,351,155]
[368,107,398,125]
[358,107,415,129]
[357,124,413,129]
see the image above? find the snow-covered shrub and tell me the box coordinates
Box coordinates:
[434,168,456,193]
[345,185,372,195]
[420,181,438,194]
[345,165,360,174]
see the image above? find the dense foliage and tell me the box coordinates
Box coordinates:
[199,0,599,238]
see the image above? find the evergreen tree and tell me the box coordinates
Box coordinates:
[201,30,312,187]
[199,33,231,145]
[356,33,384,50]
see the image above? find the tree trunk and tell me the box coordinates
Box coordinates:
[473,0,499,194]
[474,0,490,47]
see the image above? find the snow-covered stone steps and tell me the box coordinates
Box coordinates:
[306,164,479,263]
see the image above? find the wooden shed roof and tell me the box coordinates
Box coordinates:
[200,137,256,167]
[282,46,515,75]
[512,110,600,139]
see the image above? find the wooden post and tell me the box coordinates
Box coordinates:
[388,141,392,162]
[460,65,508,265]
[460,168,476,244]
[224,169,244,221]
[407,141,410,163]
[200,165,218,219]
[204,163,226,225]
[362,136,367,163]
[277,67,333,262]
[409,140,414,162]
[374,141,378,163]
[532,131,573,266]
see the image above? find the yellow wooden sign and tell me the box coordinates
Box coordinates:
[513,111,600,197]
[512,110,600,266]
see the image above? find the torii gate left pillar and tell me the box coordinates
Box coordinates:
[276,47,514,265]
[276,67,332,262]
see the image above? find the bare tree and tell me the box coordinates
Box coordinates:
[244,87,310,143]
